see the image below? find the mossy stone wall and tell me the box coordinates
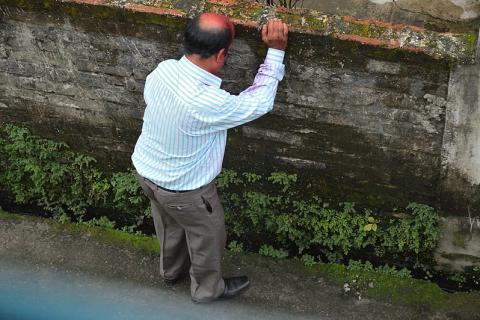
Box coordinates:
[0,0,477,215]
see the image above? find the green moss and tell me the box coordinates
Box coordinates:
[312,263,346,283]
[367,276,443,309]
[0,209,29,221]
[303,15,328,31]
[203,1,263,22]
[226,251,480,312]
[311,261,480,311]
[348,23,390,39]
[0,210,160,254]
[465,33,477,49]
[1,0,187,29]
[351,23,371,37]
[277,12,303,27]
[55,222,160,254]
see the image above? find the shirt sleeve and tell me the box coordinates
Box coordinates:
[189,48,285,134]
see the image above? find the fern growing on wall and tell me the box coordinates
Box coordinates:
[0,124,441,268]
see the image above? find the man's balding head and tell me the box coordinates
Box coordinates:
[198,13,235,38]
[184,13,235,59]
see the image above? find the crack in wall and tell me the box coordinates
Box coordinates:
[392,0,468,23]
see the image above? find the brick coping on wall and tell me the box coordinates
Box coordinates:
[0,0,478,63]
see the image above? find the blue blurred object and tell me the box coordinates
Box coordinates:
[0,261,195,320]
[0,260,312,320]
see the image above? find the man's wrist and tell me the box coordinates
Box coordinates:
[265,48,285,64]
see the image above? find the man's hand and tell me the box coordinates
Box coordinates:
[262,18,289,51]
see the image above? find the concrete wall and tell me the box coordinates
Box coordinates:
[0,3,181,163]
[301,0,480,31]
[0,0,478,217]
[0,0,479,270]
[442,63,480,213]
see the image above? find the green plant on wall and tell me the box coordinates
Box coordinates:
[379,203,440,255]
[0,124,109,217]
[217,167,440,265]
[227,240,244,253]
[0,124,441,271]
[111,169,151,218]
[259,244,289,259]
[0,124,149,230]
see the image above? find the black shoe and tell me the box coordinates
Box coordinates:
[220,276,250,299]
[164,278,178,287]
[164,269,190,287]
[191,276,250,304]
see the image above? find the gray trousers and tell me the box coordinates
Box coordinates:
[138,175,226,301]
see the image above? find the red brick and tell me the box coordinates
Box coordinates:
[403,47,426,54]
[276,6,289,14]
[230,18,257,28]
[206,0,238,6]
[334,33,400,49]
[125,3,185,17]
[342,15,426,33]
[65,0,108,5]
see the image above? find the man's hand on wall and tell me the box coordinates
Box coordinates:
[262,18,289,51]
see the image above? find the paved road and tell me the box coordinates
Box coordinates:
[3,214,470,320]
[0,259,317,320]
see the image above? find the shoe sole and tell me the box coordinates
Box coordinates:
[222,280,250,299]
[192,281,250,304]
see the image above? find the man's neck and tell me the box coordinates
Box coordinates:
[186,54,217,75]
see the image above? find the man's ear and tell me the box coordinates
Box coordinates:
[216,48,227,64]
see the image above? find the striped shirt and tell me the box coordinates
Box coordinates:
[132,48,285,190]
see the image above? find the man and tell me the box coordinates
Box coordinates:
[132,13,288,303]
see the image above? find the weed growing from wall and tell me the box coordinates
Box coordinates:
[0,124,441,270]
[0,124,149,231]
[259,244,289,259]
[217,168,440,266]
[0,124,109,217]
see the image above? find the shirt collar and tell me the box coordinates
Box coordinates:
[178,56,222,88]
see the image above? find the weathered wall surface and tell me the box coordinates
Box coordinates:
[0,0,478,218]
[302,0,480,32]
[0,4,183,163]
[435,216,480,271]
[441,62,480,215]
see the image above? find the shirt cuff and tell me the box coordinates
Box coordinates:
[265,48,285,64]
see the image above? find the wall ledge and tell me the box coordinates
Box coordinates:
[0,0,477,64]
